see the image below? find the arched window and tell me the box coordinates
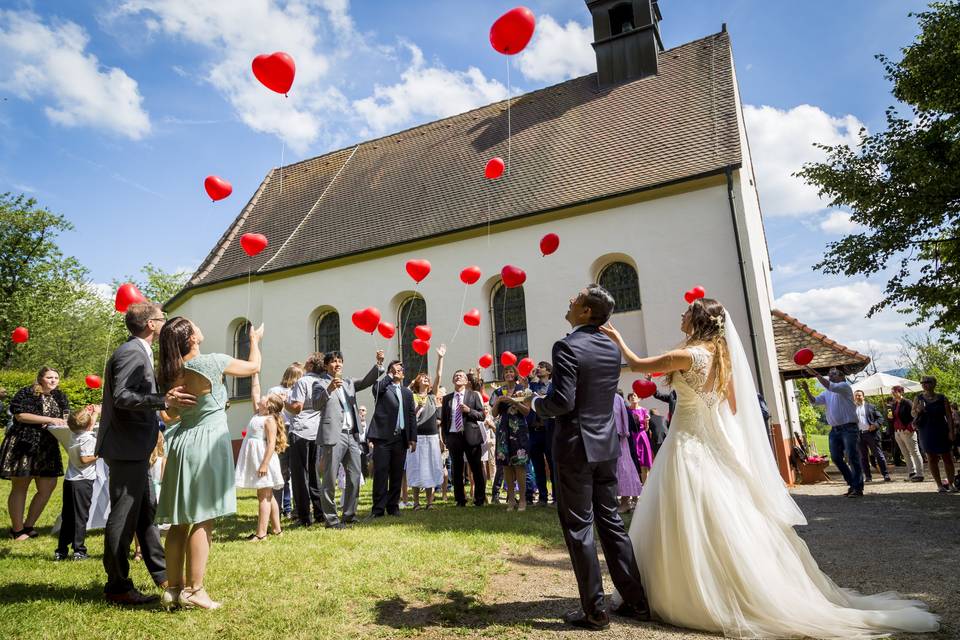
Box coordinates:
[398,296,427,385]
[609,2,635,36]
[599,261,641,313]
[232,320,252,398]
[315,311,340,354]
[492,283,528,379]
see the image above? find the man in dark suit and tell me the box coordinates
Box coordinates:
[440,369,487,506]
[366,360,417,517]
[854,390,891,483]
[309,349,384,528]
[96,302,195,605]
[647,408,668,456]
[527,285,649,630]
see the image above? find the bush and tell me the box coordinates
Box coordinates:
[0,369,103,412]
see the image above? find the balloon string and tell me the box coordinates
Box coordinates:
[448,284,469,346]
[246,266,252,324]
[102,319,116,376]
[506,57,511,178]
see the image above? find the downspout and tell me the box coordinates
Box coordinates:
[725,166,765,398]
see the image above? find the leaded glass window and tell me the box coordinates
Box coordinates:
[398,296,427,385]
[599,262,641,313]
[232,320,251,398]
[315,311,340,354]
[492,283,529,379]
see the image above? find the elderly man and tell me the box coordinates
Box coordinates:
[802,367,864,497]
[854,390,891,483]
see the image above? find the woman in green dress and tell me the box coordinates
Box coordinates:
[156,317,263,610]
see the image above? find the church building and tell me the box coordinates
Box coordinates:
[168,1,793,476]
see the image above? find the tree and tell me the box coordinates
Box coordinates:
[900,334,960,401]
[797,2,960,343]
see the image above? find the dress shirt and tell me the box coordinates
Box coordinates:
[337,386,354,432]
[814,381,858,427]
[452,390,464,432]
[856,404,870,431]
[392,384,404,433]
[135,337,154,369]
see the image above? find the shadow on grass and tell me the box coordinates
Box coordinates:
[0,581,104,604]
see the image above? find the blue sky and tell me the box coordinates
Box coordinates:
[0,0,931,368]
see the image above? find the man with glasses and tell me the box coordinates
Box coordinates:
[366,360,417,517]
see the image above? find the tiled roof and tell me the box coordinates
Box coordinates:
[771,309,871,379]
[181,31,742,296]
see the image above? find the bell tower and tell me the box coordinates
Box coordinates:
[586,0,663,86]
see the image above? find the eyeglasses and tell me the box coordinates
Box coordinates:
[149,317,166,322]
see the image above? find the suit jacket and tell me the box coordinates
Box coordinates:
[440,388,485,445]
[536,325,621,464]
[309,364,383,446]
[861,402,885,430]
[366,376,417,445]
[648,413,668,446]
[96,337,166,461]
[653,388,677,424]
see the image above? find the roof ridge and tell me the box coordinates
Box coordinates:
[771,308,869,361]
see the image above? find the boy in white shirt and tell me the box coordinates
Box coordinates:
[55,405,99,561]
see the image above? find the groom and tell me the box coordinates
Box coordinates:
[527,285,650,629]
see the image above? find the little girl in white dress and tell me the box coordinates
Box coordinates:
[235,372,287,540]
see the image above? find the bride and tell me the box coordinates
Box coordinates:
[600,298,939,639]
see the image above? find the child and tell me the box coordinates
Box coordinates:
[235,372,287,540]
[55,405,100,561]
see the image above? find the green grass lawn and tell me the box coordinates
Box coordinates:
[0,478,566,639]
[808,434,829,459]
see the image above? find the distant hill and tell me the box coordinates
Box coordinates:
[884,368,911,378]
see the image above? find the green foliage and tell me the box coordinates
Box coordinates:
[796,1,960,343]
[0,370,103,410]
[796,380,828,437]
[901,334,960,400]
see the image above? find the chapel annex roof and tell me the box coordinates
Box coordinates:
[771,309,872,379]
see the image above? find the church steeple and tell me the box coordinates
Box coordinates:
[586,0,664,87]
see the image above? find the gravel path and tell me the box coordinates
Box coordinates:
[390,466,959,639]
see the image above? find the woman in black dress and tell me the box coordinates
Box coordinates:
[913,376,957,493]
[0,367,70,539]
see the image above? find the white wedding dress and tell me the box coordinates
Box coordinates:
[626,313,939,639]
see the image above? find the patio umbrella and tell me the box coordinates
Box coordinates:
[852,372,922,397]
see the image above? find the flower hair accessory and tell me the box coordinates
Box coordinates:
[711,313,725,336]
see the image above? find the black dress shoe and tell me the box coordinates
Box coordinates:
[562,609,610,630]
[612,600,651,621]
[105,589,159,606]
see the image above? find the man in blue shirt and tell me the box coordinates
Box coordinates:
[801,366,864,497]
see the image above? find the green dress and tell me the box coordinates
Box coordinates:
[156,353,236,525]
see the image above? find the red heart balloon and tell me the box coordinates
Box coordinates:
[490,7,536,55]
[240,233,268,257]
[242,430,247,438]
[691,285,706,300]
[412,338,430,356]
[482,392,490,403]
[405,259,431,283]
[683,290,696,304]
[632,379,657,399]
[463,309,481,326]
[478,353,494,369]
[11,326,29,344]
[203,175,232,201]
[351,307,381,334]
[414,325,432,341]
[460,266,482,285]
[500,351,517,367]
[793,348,815,367]
[377,321,396,339]
[114,283,146,312]
[501,265,526,288]
[485,157,505,180]
[251,52,296,95]
[539,233,559,256]
[651,372,664,378]
[85,375,102,389]
[517,357,535,378]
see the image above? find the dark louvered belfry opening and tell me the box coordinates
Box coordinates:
[586,0,664,86]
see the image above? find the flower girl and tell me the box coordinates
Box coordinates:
[235,372,287,540]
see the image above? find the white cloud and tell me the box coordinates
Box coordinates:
[353,42,506,136]
[114,0,353,153]
[743,104,864,217]
[516,15,594,84]
[0,10,150,139]
[819,210,864,235]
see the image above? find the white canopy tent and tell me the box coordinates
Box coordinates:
[852,372,922,397]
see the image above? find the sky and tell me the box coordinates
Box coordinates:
[0,0,933,370]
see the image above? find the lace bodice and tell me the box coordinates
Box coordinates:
[677,346,720,408]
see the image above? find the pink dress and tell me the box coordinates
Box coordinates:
[614,395,643,497]
[630,407,654,469]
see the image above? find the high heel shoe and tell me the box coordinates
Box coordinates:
[179,587,221,610]
[161,587,181,610]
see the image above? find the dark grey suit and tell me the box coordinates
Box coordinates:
[309,364,382,526]
[535,325,648,617]
[95,337,167,594]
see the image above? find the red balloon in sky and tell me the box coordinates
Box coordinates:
[377,321,396,339]
[460,266,482,285]
[463,309,481,327]
[11,326,29,344]
[489,7,536,55]
[517,357,535,378]
[114,283,146,312]
[683,290,696,304]
[500,351,517,367]
[351,307,381,334]
[793,348,815,367]
[204,175,232,201]
[405,259,431,283]
[501,265,526,288]
[414,325,432,341]
[485,157,505,180]
[240,233,268,257]
[252,52,296,95]
[632,379,657,399]
[412,338,431,356]
[478,353,494,369]
[539,233,559,256]
[85,375,102,389]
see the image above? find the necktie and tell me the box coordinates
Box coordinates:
[394,385,404,435]
[454,392,463,432]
